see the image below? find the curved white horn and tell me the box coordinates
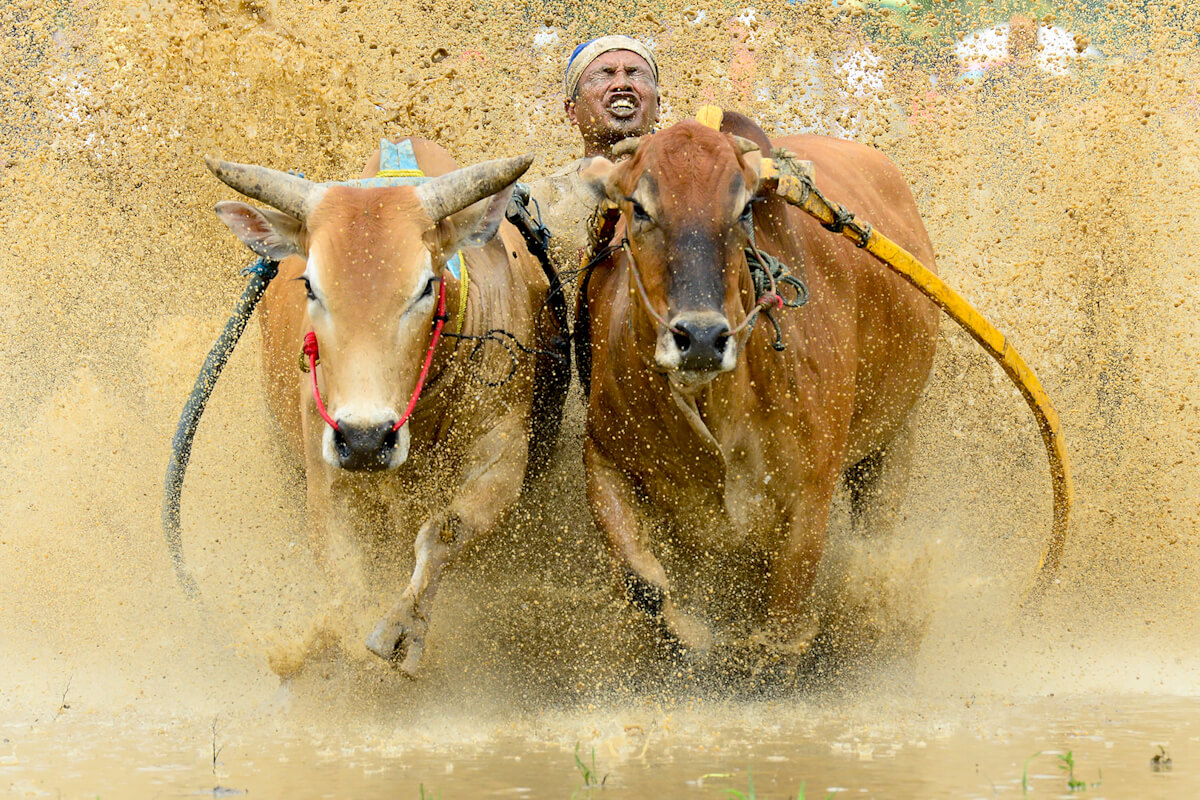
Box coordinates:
[415,154,534,223]
[204,156,326,221]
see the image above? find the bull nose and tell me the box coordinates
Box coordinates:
[332,421,399,471]
[671,315,731,372]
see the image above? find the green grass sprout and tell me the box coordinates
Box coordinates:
[1022,750,1043,795]
[796,779,835,799]
[570,743,608,797]
[721,767,756,799]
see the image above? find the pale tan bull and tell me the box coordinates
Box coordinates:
[207,139,567,676]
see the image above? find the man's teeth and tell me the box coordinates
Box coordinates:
[611,98,635,110]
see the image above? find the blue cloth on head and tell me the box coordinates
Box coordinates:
[567,38,598,71]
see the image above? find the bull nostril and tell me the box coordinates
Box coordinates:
[714,333,730,353]
[672,329,692,353]
[333,422,401,470]
[333,426,351,460]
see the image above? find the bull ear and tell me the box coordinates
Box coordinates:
[214,201,304,260]
[453,182,518,250]
[580,156,618,201]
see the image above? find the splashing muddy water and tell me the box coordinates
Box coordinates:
[2,0,1199,795]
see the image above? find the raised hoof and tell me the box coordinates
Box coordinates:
[365,618,425,677]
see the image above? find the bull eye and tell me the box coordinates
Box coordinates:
[740,202,754,226]
[419,277,436,301]
[630,199,652,224]
[298,276,317,302]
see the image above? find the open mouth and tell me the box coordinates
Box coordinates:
[606,94,640,119]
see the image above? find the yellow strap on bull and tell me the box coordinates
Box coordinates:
[375,168,426,178]
[449,252,469,336]
[695,105,1071,602]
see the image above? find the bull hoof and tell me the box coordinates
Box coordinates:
[365,618,424,676]
[398,638,425,677]
[754,615,819,658]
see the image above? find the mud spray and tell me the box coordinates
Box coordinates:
[2,0,1199,796]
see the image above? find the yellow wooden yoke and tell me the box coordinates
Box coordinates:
[694,106,1072,601]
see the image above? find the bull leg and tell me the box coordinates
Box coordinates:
[306,471,388,611]
[585,443,714,655]
[763,476,840,654]
[299,404,396,659]
[845,411,919,538]
[366,412,529,676]
[305,445,370,590]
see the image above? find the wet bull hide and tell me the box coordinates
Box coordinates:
[207,138,568,676]
[577,113,939,664]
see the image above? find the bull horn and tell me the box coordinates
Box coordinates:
[416,154,534,223]
[204,156,326,221]
[612,136,644,158]
[731,135,761,155]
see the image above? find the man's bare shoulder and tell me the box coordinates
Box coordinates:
[529,158,592,194]
[526,158,604,263]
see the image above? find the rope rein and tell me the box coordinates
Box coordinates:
[620,239,682,335]
[302,331,339,430]
[592,230,809,352]
[735,235,810,351]
[302,278,448,432]
[442,327,566,388]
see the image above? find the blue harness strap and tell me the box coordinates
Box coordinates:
[377,138,424,177]
[374,139,463,281]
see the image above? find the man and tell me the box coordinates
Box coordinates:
[564,36,660,159]
[527,35,660,269]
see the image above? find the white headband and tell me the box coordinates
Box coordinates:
[564,35,659,98]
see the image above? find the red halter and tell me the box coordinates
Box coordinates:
[302,278,449,433]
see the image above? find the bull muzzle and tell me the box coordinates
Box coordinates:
[656,311,736,378]
[328,420,410,472]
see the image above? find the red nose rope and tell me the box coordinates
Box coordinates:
[302,278,448,433]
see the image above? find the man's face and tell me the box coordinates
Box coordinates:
[566,50,660,151]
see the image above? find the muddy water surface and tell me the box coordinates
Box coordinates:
[3,0,1200,796]
[4,696,1198,797]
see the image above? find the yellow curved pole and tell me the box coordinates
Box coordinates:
[764,154,1072,601]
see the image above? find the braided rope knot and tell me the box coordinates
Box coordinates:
[299,330,320,373]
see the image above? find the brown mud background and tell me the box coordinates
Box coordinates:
[2,0,1200,784]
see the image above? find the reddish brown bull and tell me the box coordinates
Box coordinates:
[578,114,939,658]
[207,139,567,676]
